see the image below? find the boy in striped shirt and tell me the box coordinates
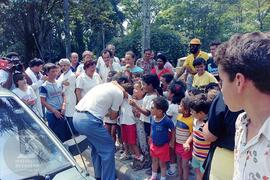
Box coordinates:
[190,94,211,180]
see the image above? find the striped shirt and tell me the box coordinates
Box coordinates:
[175,114,193,144]
[192,119,211,161]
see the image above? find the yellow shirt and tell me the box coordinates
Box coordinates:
[192,71,218,89]
[183,51,209,73]
[175,114,193,144]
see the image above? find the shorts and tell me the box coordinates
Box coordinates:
[121,124,137,145]
[175,143,192,160]
[150,142,170,162]
[191,157,205,173]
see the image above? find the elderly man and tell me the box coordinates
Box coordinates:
[58,58,77,134]
[70,52,80,72]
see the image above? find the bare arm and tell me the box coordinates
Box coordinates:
[75,88,82,103]
[109,110,119,120]
[129,99,151,116]
[202,122,218,142]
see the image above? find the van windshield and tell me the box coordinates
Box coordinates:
[0,96,71,179]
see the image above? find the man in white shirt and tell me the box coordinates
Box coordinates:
[96,49,121,83]
[73,80,129,180]
[25,58,47,118]
[58,58,78,134]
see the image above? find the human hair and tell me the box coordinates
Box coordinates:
[216,32,270,94]
[112,72,130,84]
[209,40,222,47]
[83,60,96,70]
[107,70,117,82]
[43,63,58,74]
[161,74,174,84]
[29,58,44,68]
[125,51,136,59]
[102,49,112,58]
[142,74,162,95]
[189,88,204,96]
[121,83,134,96]
[168,80,186,104]
[193,57,206,67]
[205,82,220,93]
[152,96,169,113]
[190,93,211,114]
[13,73,24,87]
[181,96,191,113]
[156,54,167,64]
[82,50,92,58]
[144,48,152,53]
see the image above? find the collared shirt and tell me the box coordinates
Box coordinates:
[183,51,209,73]
[136,58,156,75]
[233,112,270,180]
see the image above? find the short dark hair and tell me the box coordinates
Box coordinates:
[43,63,58,74]
[161,74,174,84]
[152,96,169,113]
[156,54,167,64]
[168,80,186,104]
[142,74,162,95]
[112,72,130,84]
[83,60,96,70]
[190,93,211,114]
[144,48,151,53]
[181,96,191,111]
[102,49,112,58]
[121,83,134,96]
[29,58,44,68]
[193,57,206,67]
[125,51,136,59]
[209,40,222,47]
[216,32,270,94]
[205,82,220,93]
[13,73,24,87]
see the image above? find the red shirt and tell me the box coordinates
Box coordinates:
[151,67,173,79]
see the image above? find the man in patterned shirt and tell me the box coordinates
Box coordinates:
[136,48,156,75]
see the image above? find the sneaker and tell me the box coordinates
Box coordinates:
[131,159,145,171]
[167,168,178,176]
[119,153,131,161]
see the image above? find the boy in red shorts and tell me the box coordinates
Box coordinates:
[149,97,175,180]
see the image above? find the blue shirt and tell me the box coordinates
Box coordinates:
[151,115,174,146]
[40,81,63,113]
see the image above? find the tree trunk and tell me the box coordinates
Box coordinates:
[141,0,151,55]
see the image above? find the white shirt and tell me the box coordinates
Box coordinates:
[119,97,136,125]
[233,112,270,179]
[140,94,157,123]
[57,70,76,117]
[25,67,44,117]
[96,57,122,82]
[76,72,102,98]
[167,103,179,125]
[12,86,38,114]
[76,82,124,120]
[76,63,84,75]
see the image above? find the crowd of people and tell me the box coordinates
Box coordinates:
[0,31,270,180]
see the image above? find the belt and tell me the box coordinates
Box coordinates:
[75,110,103,123]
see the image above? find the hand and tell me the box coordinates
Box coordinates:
[53,109,63,119]
[60,108,65,115]
[41,75,48,81]
[128,98,137,107]
[62,80,70,86]
[148,137,152,145]
[183,142,191,151]
[27,99,35,106]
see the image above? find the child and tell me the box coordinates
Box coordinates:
[104,70,118,142]
[132,80,148,170]
[12,73,38,114]
[40,63,71,142]
[166,80,186,176]
[119,83,144,166]
[174,96,193,180]
[149,97,175,180]
[192,57,218,90]
[190,94,211,180]
[129,74,162,169]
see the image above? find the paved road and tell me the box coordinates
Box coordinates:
[74,148,196,180]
